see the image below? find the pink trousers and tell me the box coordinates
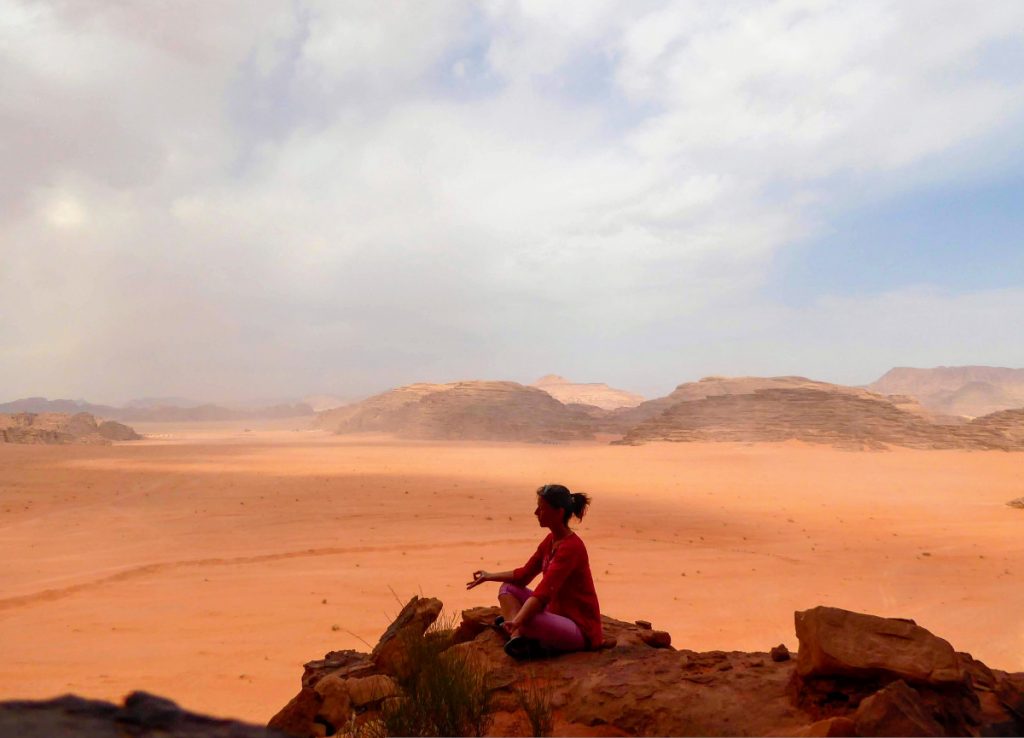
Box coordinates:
[498,583,585,652]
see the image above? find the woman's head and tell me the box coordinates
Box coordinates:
[536,483,591,527]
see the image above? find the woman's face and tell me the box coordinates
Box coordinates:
[534,496,563,528]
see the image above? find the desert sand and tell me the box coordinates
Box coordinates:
[1,422,1021,724]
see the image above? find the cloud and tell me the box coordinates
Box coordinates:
[1,1,1023,402]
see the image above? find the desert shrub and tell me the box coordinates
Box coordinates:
[514,669,554,737]
[376,613,493,737]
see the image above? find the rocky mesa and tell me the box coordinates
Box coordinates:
[532,375,645,411]
[316,381,605,442]
[313,375,1024,451]
[613,386,1024,450]
[268,595,1024,737]
[868,366,1024,418]
[0,412,140,445]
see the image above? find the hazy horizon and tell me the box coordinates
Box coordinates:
[4,2,1024,405]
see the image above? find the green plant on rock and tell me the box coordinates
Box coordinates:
[514,669,554,737]
[377,612,493,737]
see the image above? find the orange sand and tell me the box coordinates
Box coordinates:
[1,425,1021,724]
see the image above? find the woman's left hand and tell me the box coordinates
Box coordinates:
[503,619,522,637]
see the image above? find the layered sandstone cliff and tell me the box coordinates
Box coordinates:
[614,387,1024,450]
[316,381,603,442]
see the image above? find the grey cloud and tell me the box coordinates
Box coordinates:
[3,1,1024,404]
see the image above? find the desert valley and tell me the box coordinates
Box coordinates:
[1,368,1023,733]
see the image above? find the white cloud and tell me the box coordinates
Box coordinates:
[1,0,1023,402]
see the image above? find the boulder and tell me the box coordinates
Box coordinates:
[312,677,350,730]
[344,675,395,707]
[853,680,946,736]
[267,687,321,738]
[795,606,963,685]
[0,692,287,738]
[370,595,442,678]
[639,629,672,648]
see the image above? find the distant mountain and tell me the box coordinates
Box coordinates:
[868,366,1024,417]
[0,397,314,422]
[312,374,1024,450]
[532,375,644,410]
[302,394,353,412]
[316,381,603,442]
[123,396,197,409]
[0,396,122,416]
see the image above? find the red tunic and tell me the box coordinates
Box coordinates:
[512,532,603,649]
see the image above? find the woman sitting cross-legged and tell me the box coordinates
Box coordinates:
[466,483,602,659]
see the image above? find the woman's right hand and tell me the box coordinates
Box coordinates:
[466,570,491,589]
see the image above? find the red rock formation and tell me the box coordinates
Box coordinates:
[0,412,140,445]
[316,381,603,442]
[269,597,1024,737]
[869,366,1024,417]
[532,375,645,411]
[613,388,1023,450]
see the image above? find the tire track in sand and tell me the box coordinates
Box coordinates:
[0,537,534,612]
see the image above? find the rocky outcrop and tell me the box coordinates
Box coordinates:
[532,375,645,411]
[610,376,934,429]
[0,412,141,445]
[794,607,962,685]
[316,381,603,442]
[0,692,286,737]
[270,597,1024,737]
[613,388,1024,450]
[970,408,1024,444]
[869,366,1024,417]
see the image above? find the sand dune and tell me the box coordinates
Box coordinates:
[0,425,1021,724]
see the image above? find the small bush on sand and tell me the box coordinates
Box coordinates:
[514,669,554,737]
[374,613,493,737]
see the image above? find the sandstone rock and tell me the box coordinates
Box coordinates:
[0,412,141,445]
[301,649,373,689]
[639,629,671,648]
[316,381,603,442]
[1006,497,1024,510]
[98,419,142,440]
[452,606,495,644]
[615,387,1020,450]
[790,716,858,736]
[868,366,1024,417]
[273,600,1021,737]
[771,644,791,662]
[344,675,395,707]
[854,680,945,736]
[634,619,652,630]
[532,374,645,410]
[267,687,321,738]
[370,595,442,678]
[312,676,350,729]
[0,692,286,738]
[795,606,963,685]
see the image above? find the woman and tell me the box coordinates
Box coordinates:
[466,483,602,659]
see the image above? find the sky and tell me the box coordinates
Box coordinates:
[2,0,1023,404]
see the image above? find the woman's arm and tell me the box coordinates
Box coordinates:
[465,569,518,589]
[466,537,548,590]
